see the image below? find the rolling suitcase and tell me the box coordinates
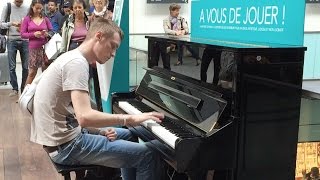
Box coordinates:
[0,52,10,83]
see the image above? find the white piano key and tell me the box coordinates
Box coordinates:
[119,101,178,149]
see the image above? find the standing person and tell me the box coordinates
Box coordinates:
[20,0,53,85]
[200,48,221,85]
[90,0,113,21]
[0,0,29,96]
[163,3,201,66]
[61,0,73,20]
[60,0,89,53]
[31,18,164,180]
[47,0,64,34]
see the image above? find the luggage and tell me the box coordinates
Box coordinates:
[0,52,10,83]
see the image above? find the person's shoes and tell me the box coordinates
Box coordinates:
[9,90,18,97]
[166,46,171,53]
[166,45,176,53]
[196,59,201,66]
[174,61,182,66]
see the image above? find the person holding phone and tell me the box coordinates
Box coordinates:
[21,0,53,85]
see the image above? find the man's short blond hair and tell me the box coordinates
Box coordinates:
[169,3,181,11]
[86,18,124,41]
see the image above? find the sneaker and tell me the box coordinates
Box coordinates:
[196,59,201,66]
[9,90,19,97]
[174,61,182,66]
[166,46,171,53]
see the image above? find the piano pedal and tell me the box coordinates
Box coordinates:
[164,164,188,180]
[166,168,175,180]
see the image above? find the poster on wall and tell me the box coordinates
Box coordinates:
[191,0,306,46]
[96,0,129,112]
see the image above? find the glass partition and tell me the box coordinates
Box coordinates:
[295,86,320,180]
[129,34,149,87]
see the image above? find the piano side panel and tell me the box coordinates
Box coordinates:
[197,120,237,170]
[235,48,304,180]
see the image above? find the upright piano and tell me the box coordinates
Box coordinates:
[112,35,306,180]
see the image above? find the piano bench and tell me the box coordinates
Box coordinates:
[50,160,104,180]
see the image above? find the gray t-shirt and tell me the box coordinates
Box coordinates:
[31,49,89,146]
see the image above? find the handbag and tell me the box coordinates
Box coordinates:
[18,71,45,116]
[0,35,7,53]
[44,33,62,60]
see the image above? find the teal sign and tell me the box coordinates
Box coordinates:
[98,0,129,113]
[191,0,306,46]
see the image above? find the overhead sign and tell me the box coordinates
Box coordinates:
[306,0,320,3]
[147,0,188,3]
[191,0,306,46]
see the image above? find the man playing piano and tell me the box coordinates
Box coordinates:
[30,18,164,180]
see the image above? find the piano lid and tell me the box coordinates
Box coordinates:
[136,68,227,136]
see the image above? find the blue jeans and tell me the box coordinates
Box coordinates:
[7,39,29,92]
[49,128,162,180]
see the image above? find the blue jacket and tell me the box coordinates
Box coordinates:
[47,10,64,33]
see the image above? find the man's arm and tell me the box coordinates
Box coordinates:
[0,4,10,29]
[71,90,163,128]
[181,17,189,34]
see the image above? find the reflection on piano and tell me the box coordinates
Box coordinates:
[113,35,306,180]
[113,67,235,179]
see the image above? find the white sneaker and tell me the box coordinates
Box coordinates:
[166,46,171,53]
[9,90,18,97]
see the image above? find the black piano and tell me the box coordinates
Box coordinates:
[112,35,306,180]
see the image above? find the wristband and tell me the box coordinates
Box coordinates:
[123,115,127,126]
[119,114,127,126]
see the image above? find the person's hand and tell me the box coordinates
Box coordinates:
[175,31,181,36]
[11,21,20,27]
[34,31,42,38]
[42,30,49,37]
[181,30,186,35]
[101,128,118,141]
[127,112,164,126]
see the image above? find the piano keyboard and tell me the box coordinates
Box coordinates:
[119,100,180,149]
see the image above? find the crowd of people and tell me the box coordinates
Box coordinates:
[0,0,115,95]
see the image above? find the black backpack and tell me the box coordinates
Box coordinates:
[0,35,7,53]
[0,3,11,36]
